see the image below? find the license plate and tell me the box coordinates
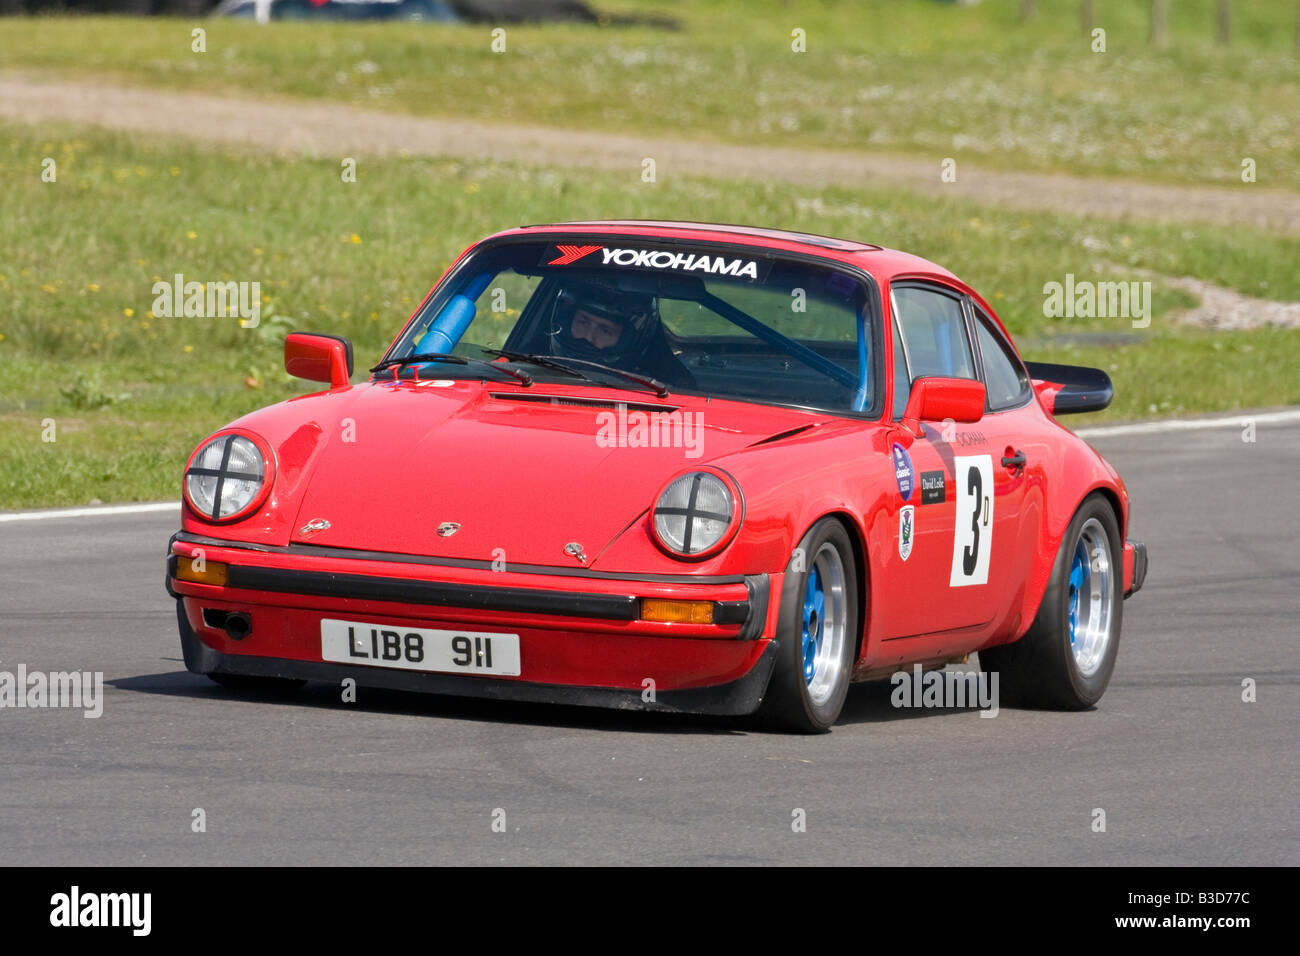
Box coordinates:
[320,619,521,677]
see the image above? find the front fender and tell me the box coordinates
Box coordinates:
[592,421,879,576]
[179,386,362,547]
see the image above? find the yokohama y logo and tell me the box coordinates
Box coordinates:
[548,245,603,265]
[548,245,762,280]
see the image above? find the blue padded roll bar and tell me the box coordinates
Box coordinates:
[413,272,494,354]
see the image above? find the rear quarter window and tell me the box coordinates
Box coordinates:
[972,312,1029,410]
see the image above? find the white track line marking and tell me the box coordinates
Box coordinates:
[1074,409,1300,438]
[0,502,178,523]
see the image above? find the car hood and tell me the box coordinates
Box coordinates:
[268,380,826,566]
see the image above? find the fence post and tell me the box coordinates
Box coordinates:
[1218,0,1233,45]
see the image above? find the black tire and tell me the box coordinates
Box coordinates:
[758,518,859,733]
[980,493,1122,709]
[208,673,306,694]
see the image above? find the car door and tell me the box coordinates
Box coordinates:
[876,281,1024,643]
[963,298,1046,628]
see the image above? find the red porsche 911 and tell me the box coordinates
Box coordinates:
[167,220,1147,732]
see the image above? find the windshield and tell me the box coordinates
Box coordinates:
[382,238,879,414]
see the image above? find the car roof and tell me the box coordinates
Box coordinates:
[521,220,879,251]
[493,220,958,281]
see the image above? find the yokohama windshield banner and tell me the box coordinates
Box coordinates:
[541,243,772,282]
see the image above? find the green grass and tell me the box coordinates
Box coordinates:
[2,1,1299,187]
[2,119,1297,508]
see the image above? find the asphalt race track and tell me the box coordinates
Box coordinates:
[2,418,1296,866]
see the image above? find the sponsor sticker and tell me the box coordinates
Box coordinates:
[542,244,769,281]
[899,505,914,562]
[892,442,914,501]
[920,470,946,505]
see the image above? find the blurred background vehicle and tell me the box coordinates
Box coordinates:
[212,0,460,23]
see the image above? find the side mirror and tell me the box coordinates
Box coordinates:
[901,377,985,436]
[285,333,353,390]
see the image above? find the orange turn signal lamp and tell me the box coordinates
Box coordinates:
[640,598,715,624]
[175,558,229,587]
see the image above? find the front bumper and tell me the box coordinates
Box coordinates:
[176,602,780,715]
[167,532,779,716]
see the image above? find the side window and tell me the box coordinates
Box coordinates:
[891,285,976,418]
[972,310,1029,410]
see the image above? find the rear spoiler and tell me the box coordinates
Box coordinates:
[1025,362,1113,415]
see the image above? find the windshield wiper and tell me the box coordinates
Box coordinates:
[518,355,669,398]
[369,352,532,387]
[479,348,599,385]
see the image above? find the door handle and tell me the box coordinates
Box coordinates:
[1001,449,1026,471]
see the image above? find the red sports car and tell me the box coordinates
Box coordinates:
[167,220,1147,732]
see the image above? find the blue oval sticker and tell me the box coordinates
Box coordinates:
[892,442,914,502]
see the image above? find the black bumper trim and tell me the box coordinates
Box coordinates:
[1127,539,1148,597]
[176,601,779,717]
[170,554,640,620]
[738,574,770,641]
[169,553,769,634]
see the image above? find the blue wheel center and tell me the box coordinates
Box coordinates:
[1068,543,1088,645]
[802,566,825,684]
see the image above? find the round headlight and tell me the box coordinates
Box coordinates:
[652,471,741,558]
[184,433,270,522]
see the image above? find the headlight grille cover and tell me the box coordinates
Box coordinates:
[653,472,735,556]
[185,434,266,520]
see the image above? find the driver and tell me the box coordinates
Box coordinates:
[569,306,628,356]
[549,282,696,390]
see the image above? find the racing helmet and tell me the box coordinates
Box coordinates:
[547,281,660,363]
